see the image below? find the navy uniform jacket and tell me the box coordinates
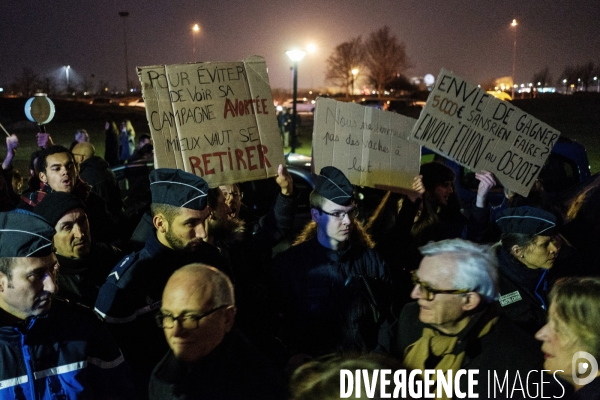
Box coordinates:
[0,299,135,399]
[495,245,549,334]
[94,232,230,399]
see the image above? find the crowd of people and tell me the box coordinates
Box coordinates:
[0,119,598,400]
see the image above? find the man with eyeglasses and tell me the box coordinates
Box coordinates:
[377,238,564,398]
[0,211,135,399]
[150,263,286,400]
[95,168,230,399]
[273,166,392,359]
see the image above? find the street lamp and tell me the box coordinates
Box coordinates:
[65,65,70,92]
[192,23,200,62]
[286,50,306,154]
[510,19,518,99]
[594,77,599,92]
[119,11,130,92]
[351,68,359,100]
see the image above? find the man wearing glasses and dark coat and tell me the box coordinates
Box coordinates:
[272,166,392,359]
[376,238,568,399]
[150,263,286,400]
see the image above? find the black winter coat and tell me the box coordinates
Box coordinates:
[149,329,287,400]
[273,237,392,357]
[79,155,123,219]
[378,302,569,399]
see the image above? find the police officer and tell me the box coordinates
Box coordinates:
[0,211,135,398]
[272,166,392,358]
[495,206,561,334]
[95,168,230,399]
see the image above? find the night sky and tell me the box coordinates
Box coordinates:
[2,0,599,93]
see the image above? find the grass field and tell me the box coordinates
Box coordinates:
[1,94,598,177]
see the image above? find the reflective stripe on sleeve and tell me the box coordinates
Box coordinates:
[0,375,28,390]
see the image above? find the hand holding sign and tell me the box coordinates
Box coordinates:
[276,164,294,196]
[410,69,559,197]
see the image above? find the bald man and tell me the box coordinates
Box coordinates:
[72,141,122,219]
[150,264,286,400]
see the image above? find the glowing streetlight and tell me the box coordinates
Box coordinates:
[192,23,200,62]
[510,19,518,99]
[286,50,307,154]
[594,76,599,92]
[351,68,359,99]
[65,65,71,91]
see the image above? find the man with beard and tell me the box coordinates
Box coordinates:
[94,168,229,400]
[32,192,123,308]
[0,211,136,399]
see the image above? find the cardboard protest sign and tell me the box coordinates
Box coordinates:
[410,68,560,197]
[137,55,284,187]
[313,98,421,191]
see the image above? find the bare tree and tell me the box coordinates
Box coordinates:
[12,67,41,97]
[532,67,553,89]
[577,61,596,91]
[558,66,579,91]
[40,75,59,96]
[364,26,410,98]
[325,37,364,98]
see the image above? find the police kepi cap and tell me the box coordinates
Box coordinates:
[150,168,209,210]
[314,166,353,206]
[0,211,55,257]
[496,206,557,236]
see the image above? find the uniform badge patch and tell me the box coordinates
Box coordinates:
[499,290,522,306]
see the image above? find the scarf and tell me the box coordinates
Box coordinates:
[21,179,90,208]
[403,314,498,399]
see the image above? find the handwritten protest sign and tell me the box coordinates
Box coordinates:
[410,68,560,197]
[137,56,284,187]
[313,98,421,191]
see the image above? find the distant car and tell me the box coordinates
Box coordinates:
[360,98,423,118]
[126,98,145,108]
[282,98,315,113]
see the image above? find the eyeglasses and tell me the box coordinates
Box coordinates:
[410,270,470,301]
[222,191,243,201]
[155,305,230,329]
[317,208,359,220]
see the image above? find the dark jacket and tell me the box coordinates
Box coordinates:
[0,299,136,399]
[378,302,568,399]
[56,242,123,308]
[273,236,391,357]
[496,245,549,334]
[105,126,120,167]
[574,377,600,400]
[149,329,287,400]
[79,155,123,219]
[94,233,230,399]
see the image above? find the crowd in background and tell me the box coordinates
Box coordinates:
[0,118,599,400]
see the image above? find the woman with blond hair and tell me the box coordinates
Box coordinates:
[536,277,600,399]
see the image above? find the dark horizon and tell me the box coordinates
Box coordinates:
[2,1,599,93]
